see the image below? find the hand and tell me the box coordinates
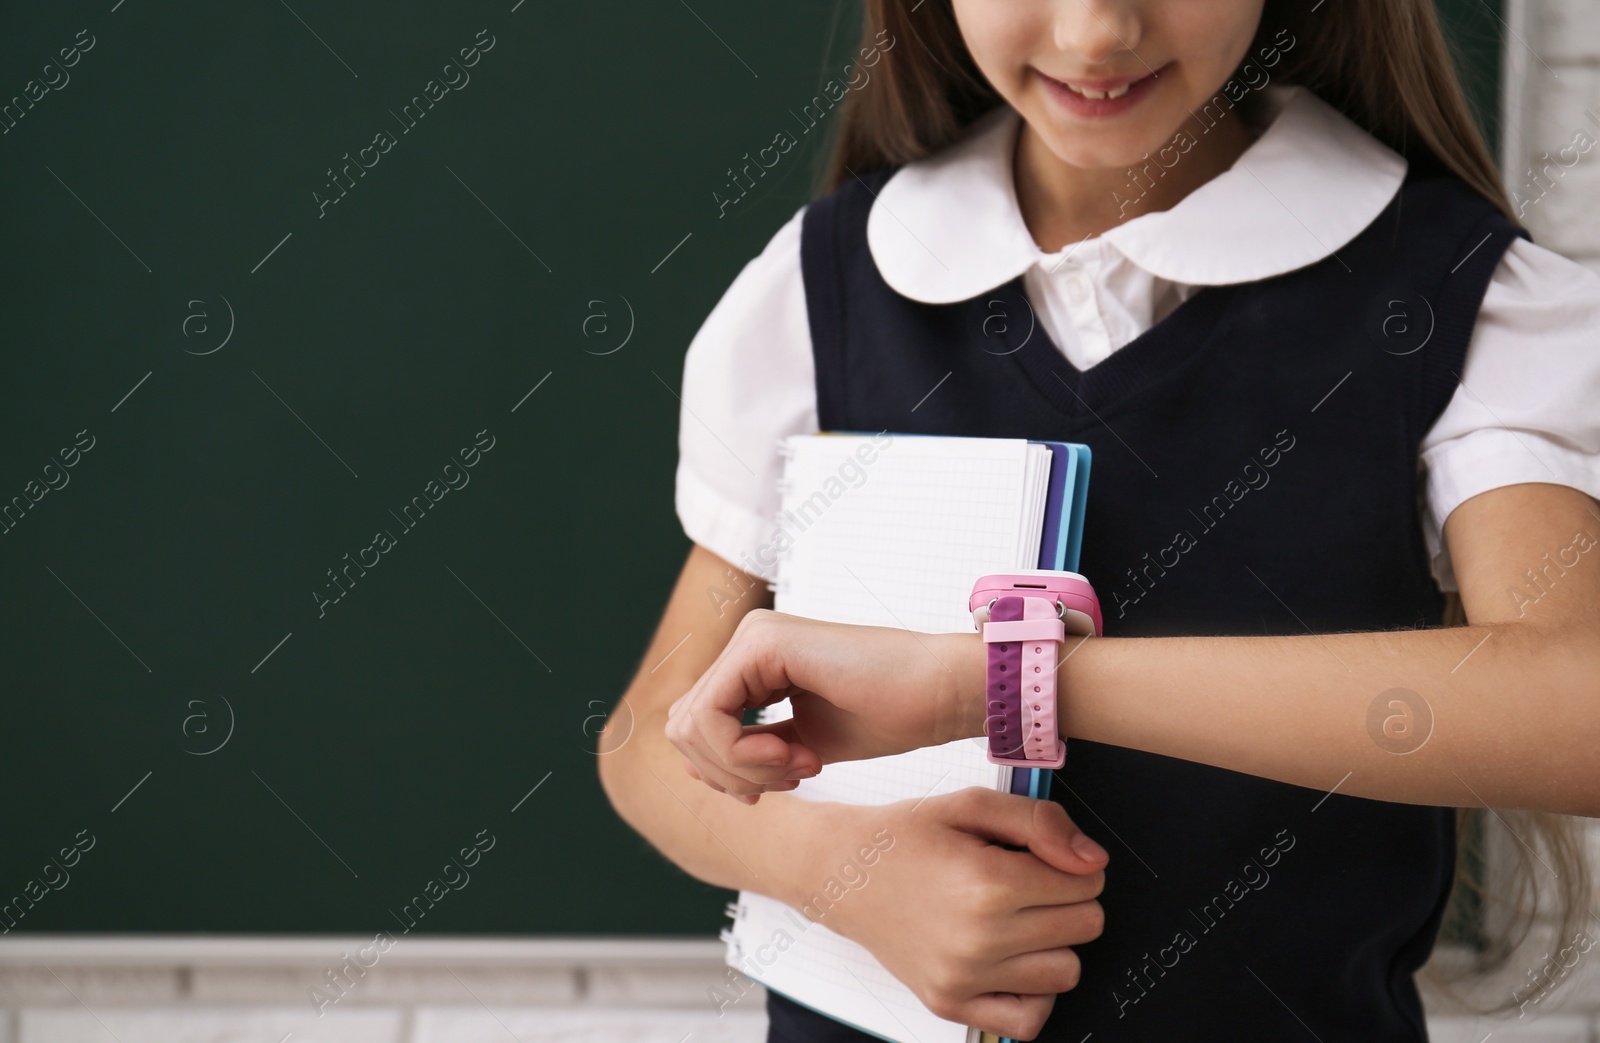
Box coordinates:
[797,788,1108,1041]
[666,608,976,802]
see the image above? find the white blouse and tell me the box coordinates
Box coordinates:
[675,85,1600,592]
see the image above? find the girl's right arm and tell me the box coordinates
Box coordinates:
[599,543,1111,1041]
[596,543,843,894]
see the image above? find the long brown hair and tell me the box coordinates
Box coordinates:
[809,0,1594,1014]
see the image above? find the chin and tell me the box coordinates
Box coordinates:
[1029,118,1170,173]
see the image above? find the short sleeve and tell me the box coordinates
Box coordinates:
[1420,237,1600,591]
[674,205,817,583]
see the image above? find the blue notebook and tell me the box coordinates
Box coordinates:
[1010,439,1091,804]
[723,431,1091,1043]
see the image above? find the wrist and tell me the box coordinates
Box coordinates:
[933,630,988,746]
[768,798,866,911]
[936,622,1097,751]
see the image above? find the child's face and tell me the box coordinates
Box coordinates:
[950,0,1266,170]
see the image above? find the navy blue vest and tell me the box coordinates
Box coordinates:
[765,156,1528,1042]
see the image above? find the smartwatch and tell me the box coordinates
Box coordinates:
[968,570,1103,769]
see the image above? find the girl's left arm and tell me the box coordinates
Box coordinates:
[1017,481,1600,817]
[668,482,1600,817]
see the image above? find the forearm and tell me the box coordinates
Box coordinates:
[599,695,842,907]
[938,620,1600,816]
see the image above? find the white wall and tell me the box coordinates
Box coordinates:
[1418,6,1600,1038]
[1503,0,1600,279]
[0,938,768,1043]
[0,931,1596,1042]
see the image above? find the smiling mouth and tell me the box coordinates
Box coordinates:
[1063,80,1133,100]
[1041,63,1167,100]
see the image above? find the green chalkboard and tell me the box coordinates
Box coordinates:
[0,1,1502,936]
[0,0,862,936]
[1438,0,1505,159]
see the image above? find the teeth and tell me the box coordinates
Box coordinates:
[1067,81,1132,100]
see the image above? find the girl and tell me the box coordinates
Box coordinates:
[601,0,1600,1040]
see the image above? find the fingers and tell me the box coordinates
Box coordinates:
[933,788,1110,876]
[679,755,801,803]
[923,920,1093,1038]
[670,696,806,802]
[666,683,769,801]
[670,701,799,800]
[666,613,826,800]
[974,946,1084,1002]
[737,719,824,778]
[941,991,1056,1042]
[995,901,1106,961]
[678,738,787,802]
[981,846,1105,909]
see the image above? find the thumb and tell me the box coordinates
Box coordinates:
[737,718,824,777]
[937,789,1109,875]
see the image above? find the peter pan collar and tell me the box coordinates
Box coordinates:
[865,84,1408,302]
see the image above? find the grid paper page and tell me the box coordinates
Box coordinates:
[776,434,1041,635]
[725,432,1051,1042]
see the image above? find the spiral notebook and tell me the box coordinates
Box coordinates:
[721,430,1091,1043]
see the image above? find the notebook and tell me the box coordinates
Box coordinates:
[720,430,1091,1043]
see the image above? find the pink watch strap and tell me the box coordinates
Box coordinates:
[984,595,1066,768]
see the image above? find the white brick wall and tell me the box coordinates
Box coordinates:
[0,935,1597,1041]
[1441,3,1600,1037]
[19,1010,407,1043]
[0,938,769,1043]
[1508,0,1600,278]
[1513,2,1600,1016]
[1540,0,1600,63]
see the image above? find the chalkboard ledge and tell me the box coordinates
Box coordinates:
[0,934,726,968]
[0,935,762,1024]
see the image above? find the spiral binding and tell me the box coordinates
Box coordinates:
[768,436,804,601]
[721,900,748,959]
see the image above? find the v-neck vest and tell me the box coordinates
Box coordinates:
[770,165,1528,1043]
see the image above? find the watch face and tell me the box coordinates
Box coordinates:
[970,571,1098,632]
[970,571,1084,605]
